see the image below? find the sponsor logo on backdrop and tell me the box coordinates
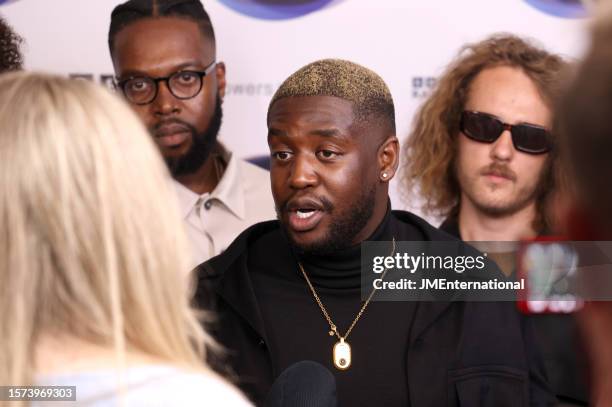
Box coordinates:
[218,0,345,20]
[412,76,437,99]
[523,0,590,18]
[73,73,438,101]
[70,73,278,98]
[226,82,279,96]
[70,74,115,89]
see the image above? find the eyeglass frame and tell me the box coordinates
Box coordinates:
[114,60,217,106]
[460,110,553,155]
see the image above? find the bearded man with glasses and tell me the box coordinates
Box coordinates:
[109,0,275,268]
[402,34,589,406]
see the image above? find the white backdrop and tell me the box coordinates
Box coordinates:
[0,0,591,214]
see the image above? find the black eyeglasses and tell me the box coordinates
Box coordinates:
[115,61,216,105]
[460,110,553,154]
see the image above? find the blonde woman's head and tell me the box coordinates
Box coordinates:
[0,72,210,388]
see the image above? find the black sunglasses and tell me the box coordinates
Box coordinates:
[460,111,553,154]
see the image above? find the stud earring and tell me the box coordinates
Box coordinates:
[381,172,388,179]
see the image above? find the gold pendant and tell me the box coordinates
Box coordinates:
[333,338,351,370]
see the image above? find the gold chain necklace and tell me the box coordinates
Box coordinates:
[297,237,396,370]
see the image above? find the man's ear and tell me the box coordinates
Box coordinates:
[378,135,399,182]
[215,61,226,100]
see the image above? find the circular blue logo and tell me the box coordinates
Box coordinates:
[218,0,345,20]
[524,0,589,18]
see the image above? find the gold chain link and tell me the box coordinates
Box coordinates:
[297,237,396,341]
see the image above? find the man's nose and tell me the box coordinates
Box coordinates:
[490,129,514,161]
[152,80,180,117]
[288,154,318,190]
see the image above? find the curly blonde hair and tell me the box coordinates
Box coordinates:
[401,34,567,232]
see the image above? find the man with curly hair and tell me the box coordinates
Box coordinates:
[403,34,565,242]
[403,35,588,405]
[0,15,23,72]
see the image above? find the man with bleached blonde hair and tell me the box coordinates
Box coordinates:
[196,58,553,406]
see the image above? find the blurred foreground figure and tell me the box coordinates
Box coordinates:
[558,8,612,406]
[0,73,250,406]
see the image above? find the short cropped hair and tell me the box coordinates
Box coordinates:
[402,34,567,232]
[108,0,215,55]
[0,15,23,72]
[269,58,396,133]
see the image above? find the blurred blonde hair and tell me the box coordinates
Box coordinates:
[402,34,567,232]
[0,72,213,391]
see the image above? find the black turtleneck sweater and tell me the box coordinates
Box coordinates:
[249,209,419,407]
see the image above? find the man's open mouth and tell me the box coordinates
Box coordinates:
[296,208,318,219]
[285,199,326,232]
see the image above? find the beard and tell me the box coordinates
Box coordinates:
[280,182,377,257]
[160,94,223,177]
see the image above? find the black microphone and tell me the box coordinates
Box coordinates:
[265,361,337,407]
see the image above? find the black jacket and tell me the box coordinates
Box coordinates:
[195,211,554,406]
[440,217,589,406]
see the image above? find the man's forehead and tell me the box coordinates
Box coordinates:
[113,17,213,70]
[465,66,551,125]
[467,67,542,103]
[268,96,355,123]
[266,96,378,145]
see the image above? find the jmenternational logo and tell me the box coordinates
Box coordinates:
[218,0,346,20]
[524,0,590,18]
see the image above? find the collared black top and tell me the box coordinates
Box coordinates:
[196,211,555,406]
